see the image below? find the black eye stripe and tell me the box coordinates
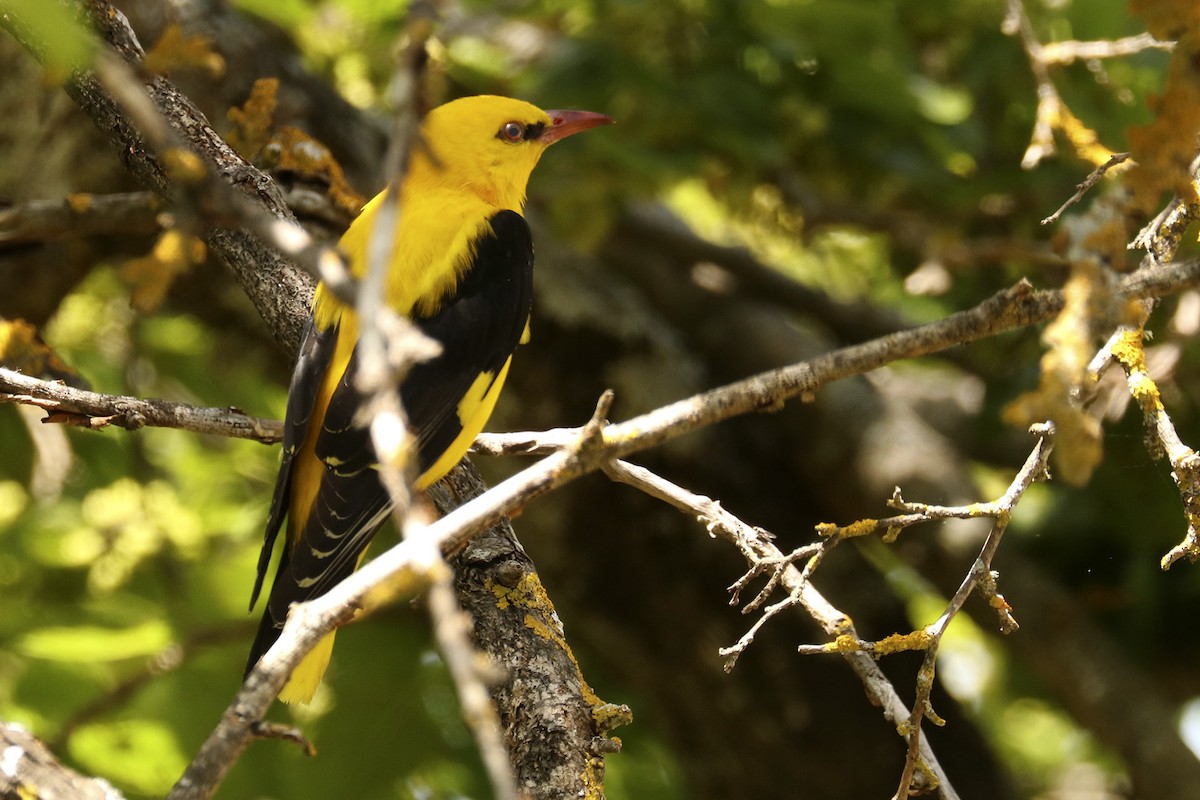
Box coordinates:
[496,120,547,143]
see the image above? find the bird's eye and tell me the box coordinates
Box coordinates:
[498,121,526,143]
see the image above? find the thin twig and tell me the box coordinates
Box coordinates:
[1003,0,1121,170]
[891,423,1054,799]
[350,4,517,796]
[424,555,514,798]
[601,458,961,799]
[1038,32,1173,65]
[1042,152,1132,225]
[247,721,316,756]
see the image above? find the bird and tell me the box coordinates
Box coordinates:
[244,95,613,704]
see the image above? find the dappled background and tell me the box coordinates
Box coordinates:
[3,0,1200,797]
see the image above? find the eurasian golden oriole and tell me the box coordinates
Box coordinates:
[245,95,612,703]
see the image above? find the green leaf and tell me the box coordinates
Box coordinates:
[1,0,95,77]
[17,620,173,662]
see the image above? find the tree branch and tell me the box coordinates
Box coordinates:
[0,720,127,800]
[0,366,283,442]
[1,0,315,354]
[601,458,960,798]
[0,190,162,245]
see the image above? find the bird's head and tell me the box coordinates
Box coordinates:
[411,95,613,210]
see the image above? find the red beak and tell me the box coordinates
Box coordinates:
[539,109,614,145]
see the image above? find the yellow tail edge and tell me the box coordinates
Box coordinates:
[279,630,337,704]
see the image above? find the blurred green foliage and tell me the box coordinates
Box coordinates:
[1,0,1194,797]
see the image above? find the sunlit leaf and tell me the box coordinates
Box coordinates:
[18,620,173,662]
[1,0,94,79]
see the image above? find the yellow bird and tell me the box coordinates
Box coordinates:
[245,96,612,703]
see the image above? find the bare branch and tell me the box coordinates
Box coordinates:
[601,458,960,799]
[434,463,630,800]
[0,191,162,245]
[473,262,1200,470]
[424,553,515,798]
[0,367,283,443]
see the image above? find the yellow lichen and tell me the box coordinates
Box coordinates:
[226,78,279,160]
[872,630,934,656]
[261,127,365,218]
[1057,105,1117,169]
[592,703,634,733]
[916,757,941,789]
[579,753,606,800]
[1003,251,1108,486]
[1123,14,1200,215]
[490,573,627,723]
[143,24,224,78]
[65,192,92,213]
[817,518,878,539]
[523,612,556,642]
[486,578,512,609]
[828,634,860,653]
[1111,329,1165,413]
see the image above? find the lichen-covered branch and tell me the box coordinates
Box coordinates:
[889,424,1053,798]
[434,465,631,800]
[600,458,960,799]
[1109,328,1200,567]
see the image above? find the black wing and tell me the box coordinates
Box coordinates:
[247,317,337,612]
[245,210,534,674]
[402,209,534,476]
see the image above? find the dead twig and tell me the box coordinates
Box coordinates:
[1042,152,1132,225]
